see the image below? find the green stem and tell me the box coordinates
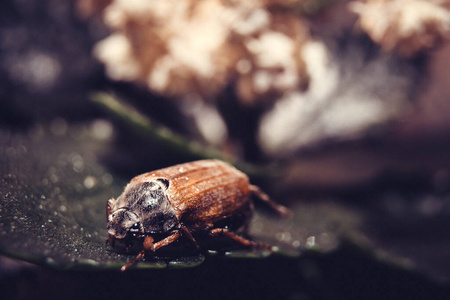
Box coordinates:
[90,92,276,178]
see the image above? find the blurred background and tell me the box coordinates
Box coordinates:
[1,0,450,299]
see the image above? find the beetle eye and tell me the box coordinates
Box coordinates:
[157,178,169,189]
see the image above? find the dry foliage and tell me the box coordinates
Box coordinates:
[350,0,450,57]
[92,0,311,105]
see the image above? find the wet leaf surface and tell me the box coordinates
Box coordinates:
[2,122,450,300]
[0,123,363,271]
[1,120,450,293]
[0,123,126,269]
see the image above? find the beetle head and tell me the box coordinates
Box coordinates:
[108,179,178,238]
[108,208,143,239]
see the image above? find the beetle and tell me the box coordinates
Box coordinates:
[106,159,290,271]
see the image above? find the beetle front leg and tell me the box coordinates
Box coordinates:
[150,231,181,251]
[120,236,155,271]
[121,251,144,272]
[209,228,272,250]
[121,231,186,271]
[179,226,200,250]
[121,233,178,271]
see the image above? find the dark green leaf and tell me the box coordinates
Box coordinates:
[0,123,361,271]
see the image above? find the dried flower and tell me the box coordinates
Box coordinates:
[349,0,450,57]
[93,0,310,105]
[258,39,416,156]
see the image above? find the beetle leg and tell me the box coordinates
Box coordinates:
[121,232,184,271]
[149,231,181,251]
[180,226,200,250]
[105,235,114,246]
[209,228,272,250]
[120,236,154,271]
[121,250,144,272]
[249,185,292,218]
[240,202,254,235]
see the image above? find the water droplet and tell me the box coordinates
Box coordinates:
[74,183,84,192]
[84,176,96,189]
[275,231,291,242]
[90,119,113,140]
[50,174,59,183]
[45,257,56,264]
[102,173,113,185]
[71,154,85,173]
[306,236,316,248]
[275,232,284,241]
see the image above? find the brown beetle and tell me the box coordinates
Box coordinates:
[107,159,290,271]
